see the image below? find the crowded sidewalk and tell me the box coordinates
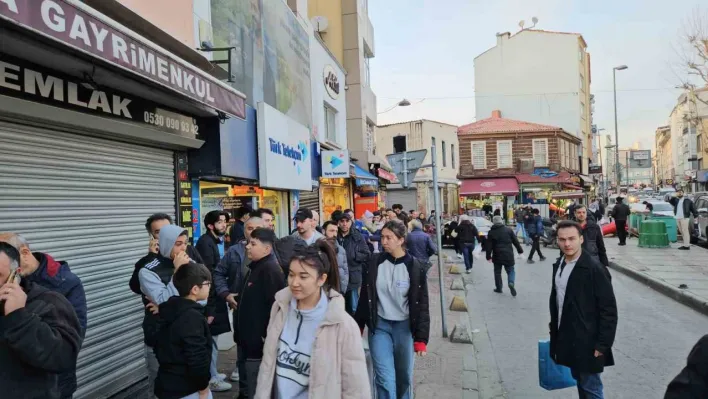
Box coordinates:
[213,251,476,399]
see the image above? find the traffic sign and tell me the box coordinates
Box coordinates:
[386,150,428,188]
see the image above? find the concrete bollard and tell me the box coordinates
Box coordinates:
[449,295,468,312]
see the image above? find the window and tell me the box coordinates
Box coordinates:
[442,140,447,167]
[471,141,487,169]
[451,144,456,169]
[364,57,371,88]
[324,105,337,142]
[532,139,548,167]
[393,135,407,153]
[580,102,586,119]
[496,140,512,168]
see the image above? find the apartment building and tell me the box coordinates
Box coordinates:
[474,29,592,175]
[655,125,674,186]
[308,0,378,166]
[376,120,460,214]
[667,88,708,190]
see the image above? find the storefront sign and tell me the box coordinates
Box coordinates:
[377,168,397,183]
[321,150,349,178]
[698,170,708,183]
[631,150,650,160]
[0,0,246,119]
[0,53,201,136]
[589,164,602,174]
[175,153,193,242]
[257,102,311,190]
[356,178,378,187]
[323,65,340,100]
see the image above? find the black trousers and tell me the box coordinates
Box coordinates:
[616,220,627,244]
[528,234,544,260]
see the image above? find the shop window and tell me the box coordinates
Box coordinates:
[451,144,456,169]
[442,139,447,167]
[471,141,486,169]
[496,140,512,168]
[324,104,337,142]
[393,135,407,153]
[532,139,548,167]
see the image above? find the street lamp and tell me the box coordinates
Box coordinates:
[378,98,412,114]
[613,65,628,189]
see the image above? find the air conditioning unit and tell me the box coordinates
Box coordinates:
[518,158,534,173]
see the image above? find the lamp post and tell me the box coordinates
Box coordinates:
[613,65,628,189]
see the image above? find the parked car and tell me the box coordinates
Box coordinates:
[693,192,708,244]
[630,201,675,217]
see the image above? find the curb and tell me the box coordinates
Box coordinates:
[608,261,708,317]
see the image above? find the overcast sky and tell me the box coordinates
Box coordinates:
[369,0,706,150]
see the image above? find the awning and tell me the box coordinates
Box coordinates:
[577,174,593,187]
[460,178,519,195]
[551,191,585,199]
[351,163,379,187]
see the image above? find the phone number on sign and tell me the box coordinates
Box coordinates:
[144,112,199,135]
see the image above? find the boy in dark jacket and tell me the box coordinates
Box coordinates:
[337,213,371,315]
[485,216,523,296]
[0,242,82,399]
[154,263,213,399]
[236,228,286,398]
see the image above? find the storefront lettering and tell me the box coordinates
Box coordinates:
[269,138,303,161]
[0,0,246,118]
[323,65,340,100]
[0,54,201,135]
[0,60,131,117]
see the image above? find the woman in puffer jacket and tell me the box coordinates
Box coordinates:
[255,240,370,399]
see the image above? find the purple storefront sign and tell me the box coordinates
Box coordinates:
[0,0,246,119]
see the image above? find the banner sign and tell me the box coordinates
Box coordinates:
[0,0,246,119]
[321,150,349,178]
[0,52,202,137]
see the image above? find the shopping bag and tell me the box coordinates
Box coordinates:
[472,244,482,259]
[538,339,576,390]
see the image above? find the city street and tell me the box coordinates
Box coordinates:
[462,249,708,399]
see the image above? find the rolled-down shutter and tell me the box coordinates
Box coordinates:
[386,189,418,212]
[298,188,320,213]
[0,121,175,398]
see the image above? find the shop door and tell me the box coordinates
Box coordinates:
[387,189,418,212]
[0,121,176,398]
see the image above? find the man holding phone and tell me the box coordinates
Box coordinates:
[130,214,203,399]
[0,242,82,399]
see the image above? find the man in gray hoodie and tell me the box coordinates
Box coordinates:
[292,208,324,245]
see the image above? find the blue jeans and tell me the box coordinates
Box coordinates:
[369,317,415,399]
[462,242,475,271]
[210,336,219,379]
[345,288,359,315]
[570,370,604,399]
[493,264,515,289]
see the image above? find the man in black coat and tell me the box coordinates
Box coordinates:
[550,221,617,398]
[337,212,371,315]
[195,210,232,392]
[609,196,631,246]
[669,190,699,250]
[0,242,82,399]
[665,334,708,398]
[574,205,609,268]
[485,216,523,296]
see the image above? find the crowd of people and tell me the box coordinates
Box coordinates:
[123,204,434,399]
[2,197,706,399]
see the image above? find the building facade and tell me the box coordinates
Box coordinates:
[376,120,460,215]
[655,125,674,187]
[667,88,708,191]
[457,111,584,220]
[308,0,378,166]
[474,29,592,175]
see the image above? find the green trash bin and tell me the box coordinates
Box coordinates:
[648,215,677,242]
[630,213,647,234]
[638,220,670,248]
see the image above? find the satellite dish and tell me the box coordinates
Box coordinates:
[518,20,525,30]
[311,16,329,33]
[531,16,539,27]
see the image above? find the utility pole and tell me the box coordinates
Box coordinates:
[430,137,448,338]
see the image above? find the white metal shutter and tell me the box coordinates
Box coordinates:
[386,189,417,212]
[298,188,320,213]
[0,121,175,398]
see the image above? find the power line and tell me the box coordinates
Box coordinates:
[378,87,682,101]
